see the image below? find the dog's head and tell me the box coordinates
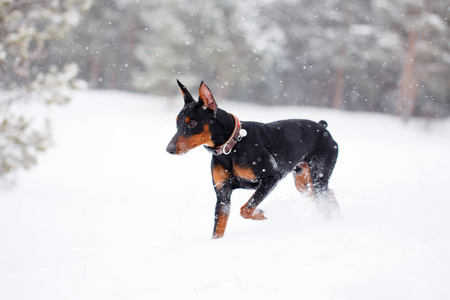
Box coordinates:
[166,80,218,155]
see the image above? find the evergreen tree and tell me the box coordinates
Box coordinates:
[4,0,448,130]
[374,0,450,120]
[52,0,141,90]
[133,0,267,101]
[0,0,90,186]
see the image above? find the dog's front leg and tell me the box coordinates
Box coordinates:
[212,187,232,239]
[240,176,279,220]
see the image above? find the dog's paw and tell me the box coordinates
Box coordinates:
[252,209,268,220]
[240,207,267,220]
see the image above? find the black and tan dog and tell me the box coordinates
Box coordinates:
[167,80,339,239]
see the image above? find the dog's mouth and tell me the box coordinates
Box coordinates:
[166,141,195,155]
[175,144,192,155]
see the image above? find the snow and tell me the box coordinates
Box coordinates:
[349,24,374,36]
[1,90,450,299]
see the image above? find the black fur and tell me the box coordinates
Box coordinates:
[167,81,339,239]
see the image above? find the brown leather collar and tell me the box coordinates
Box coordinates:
[213,114,245,155]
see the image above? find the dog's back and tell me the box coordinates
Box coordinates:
[167,81,339,238]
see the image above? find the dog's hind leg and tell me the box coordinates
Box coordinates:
[294,162,339,217]
[307,147,339,217]
[293,162,314,198]
[296,135,339,217]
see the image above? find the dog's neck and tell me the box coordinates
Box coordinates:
[210,108,236,147]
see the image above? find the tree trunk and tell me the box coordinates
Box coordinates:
[90,55,101,89]
[332,7,349,110]
[125,11,138,90]
[397,29,418,121]
[332,43,347,110]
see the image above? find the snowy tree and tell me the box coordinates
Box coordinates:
[255,0,449,116]
[51,0,141,90]
[254,0,376,107]
[31,0,450,118]
[133,0,268,101]
[374,0,450,120]
[0,0,90,186]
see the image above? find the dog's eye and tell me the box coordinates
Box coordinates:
[187,120,198,128]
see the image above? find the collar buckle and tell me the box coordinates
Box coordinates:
[214,114,245,155]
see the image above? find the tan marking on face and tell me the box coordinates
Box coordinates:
[185,117,190,123]
[232,164,257,181]
[212,165,230,190]
[174,124,214,154]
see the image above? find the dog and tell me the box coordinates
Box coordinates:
[166,80,339,239]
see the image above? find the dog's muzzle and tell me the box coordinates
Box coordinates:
[166,141,177,155]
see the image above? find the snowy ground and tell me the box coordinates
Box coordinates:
[1,90,450,299]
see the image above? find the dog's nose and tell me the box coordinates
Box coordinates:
[166,142,177,155]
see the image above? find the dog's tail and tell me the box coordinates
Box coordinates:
[318,120,328,128]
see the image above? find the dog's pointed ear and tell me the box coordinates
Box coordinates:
[198,81,217,113]
[177,79,195,105]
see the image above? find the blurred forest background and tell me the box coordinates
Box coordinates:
[1,0,449,183]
